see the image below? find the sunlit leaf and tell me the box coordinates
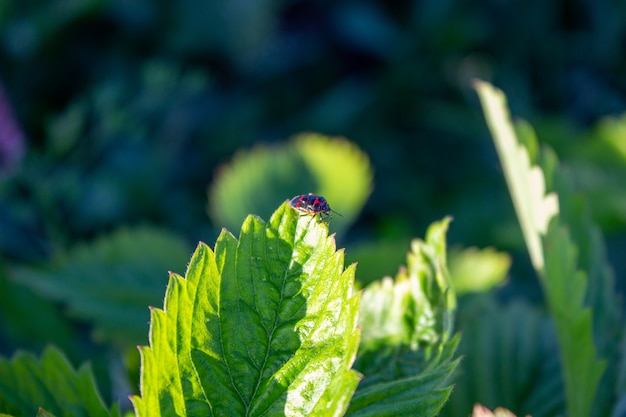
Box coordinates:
[474,80,558,271]
[475,80,608,417]
[349,218,460,416]
[132,201,361,416]
[208,133,372,234]
[448,246,511,295]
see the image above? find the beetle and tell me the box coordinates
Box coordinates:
[289,193,342,222]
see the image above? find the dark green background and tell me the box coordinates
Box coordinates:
[1,0,625,413]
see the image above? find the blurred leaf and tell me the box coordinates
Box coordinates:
[533,115,623,416]
[10,227,191,348]
[595,113,626,162]
[565,114,626,232]
[564,160,626,232]
[0,346,120,417]
[550,155,623,417]
[475,80,559,271]
[614,333,626,417]
[349,218,460,416]
[0,266,76,357]
[295,133,372,224]
[448,246,511,295]
[441,298,564,417]
[209,133,373,234]
[475,80,608,417]
[542,219,607,415]
[132,201,361,416]
[532,114,626,233]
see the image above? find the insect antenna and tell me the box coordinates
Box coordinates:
[330,208,343,217]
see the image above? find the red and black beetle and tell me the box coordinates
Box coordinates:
[289,193,341,222]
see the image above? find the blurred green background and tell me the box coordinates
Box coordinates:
[1,0,625,414]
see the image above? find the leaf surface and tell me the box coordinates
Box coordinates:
[349,218,460,417]
[475,80,608,417]
[132,202,361,416]
[474,81,558,271]
[441,299,564,417]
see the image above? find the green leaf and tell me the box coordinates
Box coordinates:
[0,346,120,417]
[349,218,460,417]
[0,267,77,356]
[447,246,511,295]
[474,80,559,271]
[346,359,457,417]
[294,133,372,223]
[474,80,608,417]
[539,121,624,415]
[132,201,361,416]
[595,113,626,162]
[441,298,564,417]
[10,227,191,347]
[541,219,607,414]
[208,133,373,234]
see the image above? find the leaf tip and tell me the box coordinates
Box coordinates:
[194,241,212,253]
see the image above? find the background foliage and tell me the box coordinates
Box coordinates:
[1,0,626,416]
